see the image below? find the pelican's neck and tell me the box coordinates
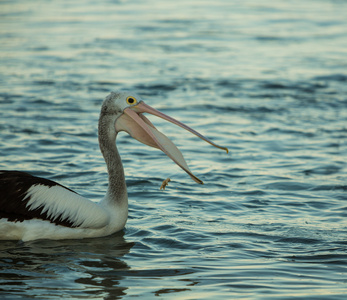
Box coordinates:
[98,116,127,206]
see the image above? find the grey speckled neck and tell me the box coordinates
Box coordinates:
[98,112,127,205]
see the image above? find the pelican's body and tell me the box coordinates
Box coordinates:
[0,91,227,241]
[0,171,128,241]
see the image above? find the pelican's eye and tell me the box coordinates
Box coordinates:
[126,97,137,105]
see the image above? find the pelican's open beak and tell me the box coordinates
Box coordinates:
[115,101,228,184]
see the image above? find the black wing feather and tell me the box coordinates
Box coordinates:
[0,170,79,227]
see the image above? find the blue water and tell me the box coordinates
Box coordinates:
[1,0,347,299]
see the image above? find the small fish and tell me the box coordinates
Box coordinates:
[160,178,171,190]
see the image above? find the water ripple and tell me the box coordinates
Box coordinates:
[1,0,347,299]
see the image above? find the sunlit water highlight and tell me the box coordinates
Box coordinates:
[1,0,347,299]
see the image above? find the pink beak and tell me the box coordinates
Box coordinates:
[115,101,228,184]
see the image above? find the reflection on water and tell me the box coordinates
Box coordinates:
[1,233,134,299]
[1,0,347,299]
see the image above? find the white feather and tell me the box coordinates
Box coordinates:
[25,184,110,228]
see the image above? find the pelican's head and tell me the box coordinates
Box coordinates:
[101,91,228,184]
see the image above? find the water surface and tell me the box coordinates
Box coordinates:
[1,0,347,299]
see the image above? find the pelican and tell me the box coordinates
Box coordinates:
[0,91,228,241]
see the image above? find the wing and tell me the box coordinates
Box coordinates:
[0,171,109,228]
